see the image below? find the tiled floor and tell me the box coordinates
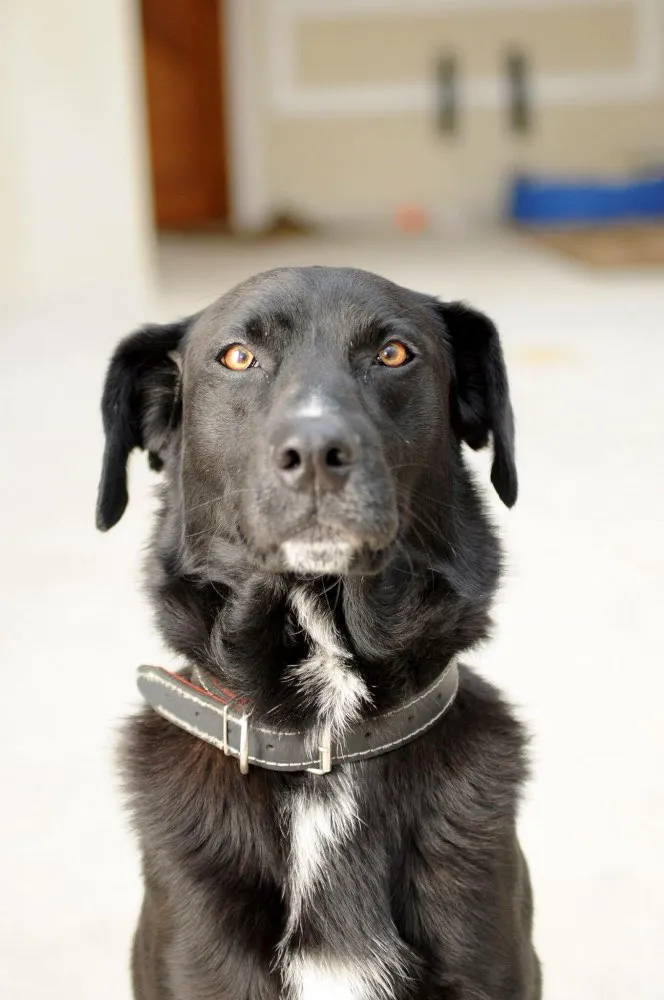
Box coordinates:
[1,229,663,999]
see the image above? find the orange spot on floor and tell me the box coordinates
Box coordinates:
[394,205,429,234]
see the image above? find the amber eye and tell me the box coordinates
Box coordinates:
[377,340,411,368]
[218,344,256,371]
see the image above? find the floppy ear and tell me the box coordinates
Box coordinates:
[437,301,518,507]
[96,317,193,532]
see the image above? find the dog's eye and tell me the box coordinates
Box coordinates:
[218,344,256,371]
[377,341,411,368]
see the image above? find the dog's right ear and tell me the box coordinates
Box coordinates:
[96,317,193,532]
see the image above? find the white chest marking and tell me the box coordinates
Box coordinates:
[291,954,367,1000]
[280,775,365,999]
[286,950,403,1000]
[287,770,359,917]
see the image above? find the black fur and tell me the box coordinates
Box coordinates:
[98,267,540,999]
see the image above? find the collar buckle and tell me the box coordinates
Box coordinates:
[238,713,250,775]
[222,701,251,774]
[307,737,332,775]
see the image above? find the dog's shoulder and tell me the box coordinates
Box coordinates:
[386,664,530,841]
[120,706,287,880]
[451,663,530,795]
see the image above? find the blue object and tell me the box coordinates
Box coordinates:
[510,173,664,225]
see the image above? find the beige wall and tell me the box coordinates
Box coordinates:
[295,6,636,83]
[249,0,664,224]
[0,0,154,311]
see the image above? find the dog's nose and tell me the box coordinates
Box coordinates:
[271,418,360,492]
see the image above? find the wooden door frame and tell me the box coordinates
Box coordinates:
[137,0,269,233]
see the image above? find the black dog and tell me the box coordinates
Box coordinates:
[97,267,540,1000]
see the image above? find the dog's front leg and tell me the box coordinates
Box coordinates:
[394,830,541,1000]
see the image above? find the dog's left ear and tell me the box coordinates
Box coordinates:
[96,317,194,532]
[434,301,518,507]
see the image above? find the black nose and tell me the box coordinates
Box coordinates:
[271,417,361,492]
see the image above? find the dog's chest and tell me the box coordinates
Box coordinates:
[282,777,407,1000]
[278,590,395,1000]
[282,777,367,1000]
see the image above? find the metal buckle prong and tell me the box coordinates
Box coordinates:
[307,737,332,775]
[222,704,231,756]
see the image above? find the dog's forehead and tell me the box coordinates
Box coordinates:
[187,267,429,351]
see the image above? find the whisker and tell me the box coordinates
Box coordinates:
[204,519,230,602]
[184,486,257,515]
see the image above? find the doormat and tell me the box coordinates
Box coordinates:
[527,225,664,267]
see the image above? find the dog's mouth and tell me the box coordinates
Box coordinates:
[241,472,401,577]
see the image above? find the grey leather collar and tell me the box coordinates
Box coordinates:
[136,659,459,775]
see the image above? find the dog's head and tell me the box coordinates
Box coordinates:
[97,267,516,578]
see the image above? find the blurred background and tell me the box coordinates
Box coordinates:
[1,2,663,999]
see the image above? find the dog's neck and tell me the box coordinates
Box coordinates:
[150,545,496,730]
[280,585,372,742]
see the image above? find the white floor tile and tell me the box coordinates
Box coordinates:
[1,230,662,999]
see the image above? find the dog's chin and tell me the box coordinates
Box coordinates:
[257,530,392,578]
